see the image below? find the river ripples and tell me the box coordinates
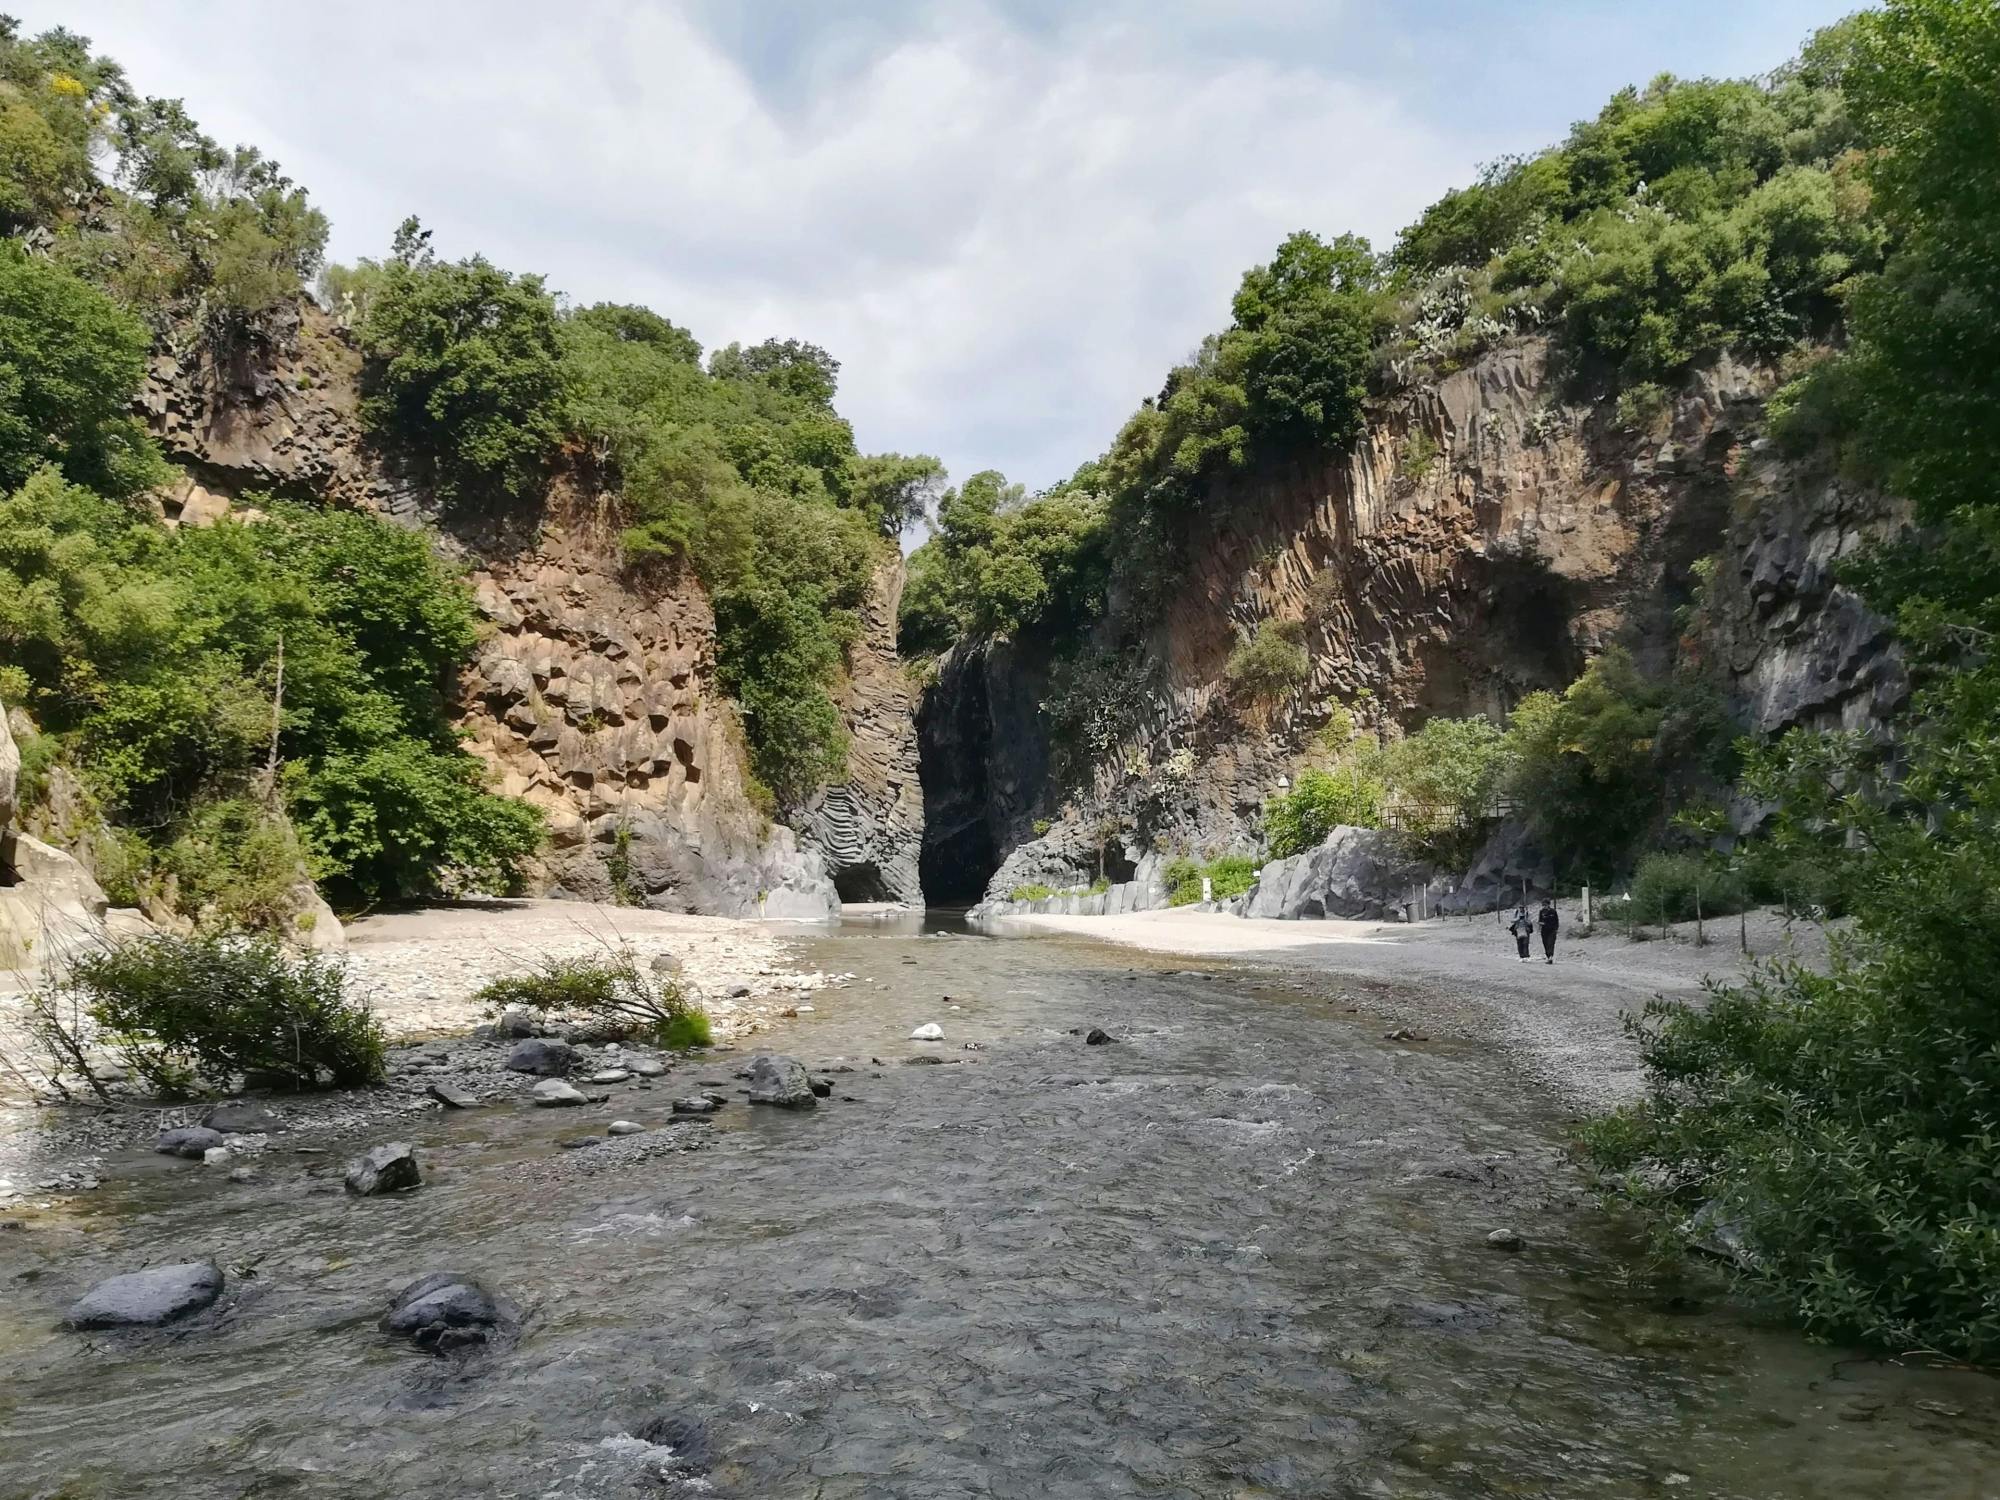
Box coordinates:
[3,920,1997,1498]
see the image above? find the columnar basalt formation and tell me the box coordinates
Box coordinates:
[925,337,1908,906]
[127,303,930,918]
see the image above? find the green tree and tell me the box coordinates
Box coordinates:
[0,248,167,497]
[356,220,572,507]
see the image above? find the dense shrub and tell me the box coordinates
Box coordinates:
[66,932,385,1093]
[1379,716,1510,867]
[475,954,711,1049]
[1164,858,1203,907]
[1587,1,2000,1362]
[1627,851,1750,925]
[0,247,168,497]
[1501,650,1735,885]
[1264,765,1383,858]
[1206,855,1258,900]
[1225,619,1310,705]
[0,476,542,909]
[1007,883,1054,902]
[356,220,571,508]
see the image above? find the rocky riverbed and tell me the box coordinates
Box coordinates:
[0,900,849,1209]
[3,915,1997,1499]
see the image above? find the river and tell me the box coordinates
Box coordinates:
[3,917,1997,1498]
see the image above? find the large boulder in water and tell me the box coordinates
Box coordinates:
[345,1142,422,1195]
[746,1053,817,1109]
[505,1038,577,1076]
[66,1261,223,1329]
[156,1126,225,1159]
[381,1271,520,1352]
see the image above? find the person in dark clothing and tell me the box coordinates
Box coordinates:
[1538,898,1560,963]
[1509,906,1533,961]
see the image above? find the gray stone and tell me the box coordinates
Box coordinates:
[1485,1228,1525,1252]
[628,1057,668,1078]
[671,1096,719,1114]
[1084,1028,1113,1045]
[155,1126,224,1160]
[201,1101,277,1134]
[745,1053,817,1108]
[649,952,683,975]
[66,1261,222,1329]
[345,1142,421,1196]
[495,1008,543,1039]
[590,1068,631,1084]
[808,1075,833,1098]
[426,1082,480,1109]
[505,1038,577,1076]
[1242,826,1432,921]
[607,1120,645,1136]
[381,1272,520,1352]
[533,1078,587,1107]
[909,1023,944,1041]
[202,1147,232,1167]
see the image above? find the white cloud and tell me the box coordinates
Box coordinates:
[29,0,1849,492]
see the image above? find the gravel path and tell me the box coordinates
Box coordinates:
[990,904,1840,1110]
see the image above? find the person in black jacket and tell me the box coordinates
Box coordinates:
[1538,898,1560,963]
[1508,906,1533,961]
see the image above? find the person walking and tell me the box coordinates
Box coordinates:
[1538,897,1560,964]
[1509,906,1534,962]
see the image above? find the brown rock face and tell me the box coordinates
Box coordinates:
[129,302,902,918]
[937,336,1908,903]
[455,503,834,916]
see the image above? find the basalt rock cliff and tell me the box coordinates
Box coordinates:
[130,304,923,918]
[924,336,1908,908]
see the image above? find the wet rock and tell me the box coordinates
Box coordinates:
[909,1022,944,1041]
[904,1054,946,1066]
[201,1101,277,1134]
[628,1057,668,1078]
[672,1096,719,1114]
[1485,1228,1525,1251]
[607,1120,645,1136]
[558,1135,602,1150]
[345,1143,422,1196]
[590,1068,632,1084]
[67,1262,224,1329]
[1084,1028,1113,1045]
[202,1147,233,1167]
[808,1076,833,1098]
[427,1082,480,1109]
[745,1054,816,1108]
[1384,1027,1427,1043]
[634,1413,712,1474]
[156,1126,224,1160]
[227,1166,256,1184]
[730,985,751,998]
[380,1272,520,1353]
[506,1038,577,1076]
[534,1078,588,1107]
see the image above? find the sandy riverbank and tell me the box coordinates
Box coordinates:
[988,905,1837,1110]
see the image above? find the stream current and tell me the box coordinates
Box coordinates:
[4,917,1998,1498]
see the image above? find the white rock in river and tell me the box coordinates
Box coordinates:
[533,1079,587,1107]
[590,1068,632,1084]
[628,1058,668,1078]
[607,1120,645,1136]
[909,1023,944,1042]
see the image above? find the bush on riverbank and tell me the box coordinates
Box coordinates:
[1628,852,1750,926]
[64,932,385,1093]
[475,954,710,1048]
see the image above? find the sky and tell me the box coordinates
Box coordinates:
[36,0,1865,499]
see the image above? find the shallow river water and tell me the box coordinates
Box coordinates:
[4,919,1999,1499]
